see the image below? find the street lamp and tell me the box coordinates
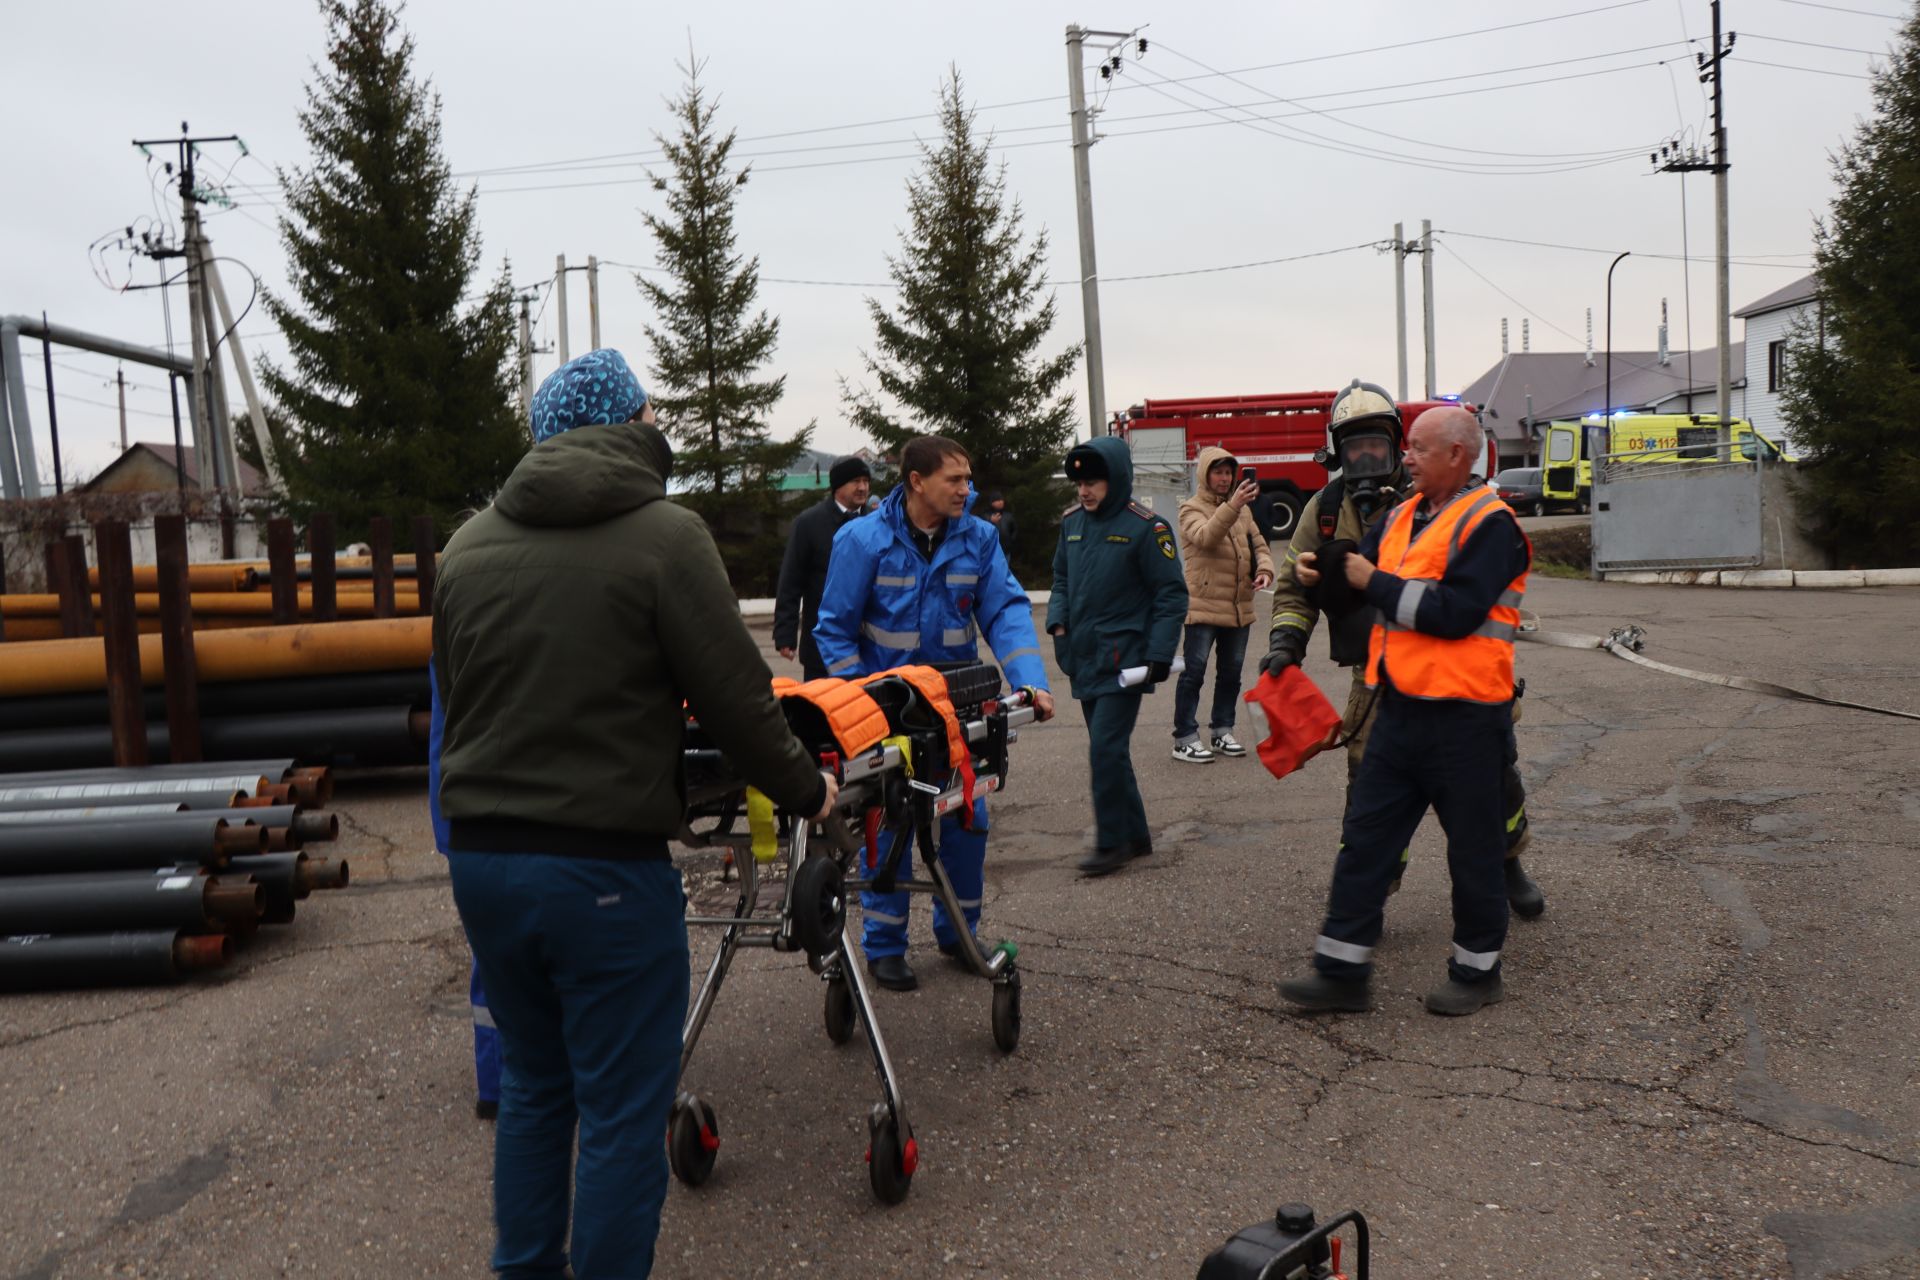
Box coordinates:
[1604,251,1630,450]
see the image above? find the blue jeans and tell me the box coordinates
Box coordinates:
[1172,622,1251,744]
[448,852,689,1280]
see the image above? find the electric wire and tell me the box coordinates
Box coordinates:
[1738,57,1877,78]
[1765,0,1907,17]
[1150,39,1659,167]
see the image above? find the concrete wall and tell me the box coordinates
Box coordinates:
[0,490,267,592]
[1758,463,1831,571]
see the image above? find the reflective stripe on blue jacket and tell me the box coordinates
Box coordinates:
[813,485,1048,691]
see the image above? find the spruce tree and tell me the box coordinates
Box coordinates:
[638,57,807,594]
[843,70,1081,572]
[1782,8,1920,565]
[640,59,805,504]
[260,0,524,546]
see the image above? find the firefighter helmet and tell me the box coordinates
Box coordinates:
[1324,378,1402,482]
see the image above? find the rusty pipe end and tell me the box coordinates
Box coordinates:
[174,933,234,971]
[205,879,264,923]
[231,796,274,809]
[265,827,303,853]
[285,777,330,808]
[292,812,339,842]
[215,823,269,854]
[254,782,293,804]
[290,768,335,806]
[298,857,349,891]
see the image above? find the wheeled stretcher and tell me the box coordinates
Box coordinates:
[670,661,1036,1204]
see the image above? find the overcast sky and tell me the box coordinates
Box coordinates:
[2,0,1900,484]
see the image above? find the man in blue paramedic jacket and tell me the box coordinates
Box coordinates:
[813,434,1056,991]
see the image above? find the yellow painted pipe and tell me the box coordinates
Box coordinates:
[0,616,431,696]
[86,554,420,591]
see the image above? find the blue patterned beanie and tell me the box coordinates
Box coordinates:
[530,349,648,443]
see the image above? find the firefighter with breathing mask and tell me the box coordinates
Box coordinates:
[1262,380,1545,918]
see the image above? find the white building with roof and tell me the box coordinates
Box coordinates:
[1733,273,1823,452]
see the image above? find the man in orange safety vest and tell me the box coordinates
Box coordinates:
[1278,406,1532,1018]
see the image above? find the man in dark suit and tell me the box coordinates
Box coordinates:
[774,454,872,679]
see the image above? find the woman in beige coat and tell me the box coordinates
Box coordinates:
[1171,446,1276,762]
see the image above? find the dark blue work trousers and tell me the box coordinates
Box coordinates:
[1172,622,1250,744]
[449,851,688,1280]
[1312,690,1510,986]
[1082,689,1150,851]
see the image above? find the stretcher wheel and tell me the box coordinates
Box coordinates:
[824,975,856,1045]
[668,1094,720,1188]
[867,1111,916,1205]
[790,855,846,960]
[991,969,1022,1054]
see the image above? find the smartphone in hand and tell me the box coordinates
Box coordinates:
[1240,467,1257,488]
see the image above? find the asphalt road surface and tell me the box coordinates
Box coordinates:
[2,577,1916,1280]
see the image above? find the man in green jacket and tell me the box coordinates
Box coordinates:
[1048,435,1189,876]
[434,348,837,1280]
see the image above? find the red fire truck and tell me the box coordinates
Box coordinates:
[1108,392,1493,540]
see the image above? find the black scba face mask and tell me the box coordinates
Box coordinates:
[1338,429,1400,518]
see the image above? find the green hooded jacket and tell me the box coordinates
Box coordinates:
[432,422,825,851]
[1046,436,1189,700]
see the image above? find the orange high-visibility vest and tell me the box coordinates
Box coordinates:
[770,676,891,757]
[1364,488,1529,705]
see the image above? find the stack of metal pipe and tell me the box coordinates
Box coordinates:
[0,668,432,773]
[0,758,350,992]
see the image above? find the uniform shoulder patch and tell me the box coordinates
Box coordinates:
[1125,501,1156,521]
[1155,524,1177,560]
[1061,500,1083,519]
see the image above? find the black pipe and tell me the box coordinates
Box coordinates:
[0,705,425,773]
[0,803,190,824]
[0,871,260,934]
[220,852,345,924]
[0,669,430,733]
[0,929,232,991]
[0,817,239,876]
[243,564,418,589]
[0,804,338,843]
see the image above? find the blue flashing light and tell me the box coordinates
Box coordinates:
[1436,393,1461,402]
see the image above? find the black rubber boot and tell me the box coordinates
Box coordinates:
[1278,971,1372,1013]
[474,1099,499,1122]
[869,955,918,992]
[1505,858,1546,919]
[1078,846,1132,877]
[1423,974,1505,1016]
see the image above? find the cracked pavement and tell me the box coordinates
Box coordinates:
[1,578,1917,1278]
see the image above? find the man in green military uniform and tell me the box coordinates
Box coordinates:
[1261,379,1545,917]
[1048,436,1189,878]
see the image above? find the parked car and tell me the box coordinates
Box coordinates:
[1493,467,1553,517]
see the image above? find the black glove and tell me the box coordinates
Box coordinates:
[1147,660,1172,684]
[1261,627,1307,677]
[1307,538,1362,617]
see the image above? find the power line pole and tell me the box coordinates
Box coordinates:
[1064,26,1142,438]
[554,254,570,364]
[133,123,240,490]
[587,254,602,351]
[1392,222,1409,401]
[517,293,535,422]
[205,257,282,494]
[1655,2,1735,437]
[1421,218,1437,399]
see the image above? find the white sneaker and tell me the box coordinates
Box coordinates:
[1210,732,1247,758]
[1171,741,1216,764]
